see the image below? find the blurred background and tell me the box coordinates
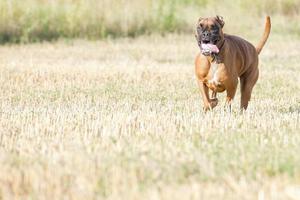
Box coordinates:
[0,0,299,43]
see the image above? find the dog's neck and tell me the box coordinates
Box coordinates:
[217,38,225,52]
[207,39,225,64]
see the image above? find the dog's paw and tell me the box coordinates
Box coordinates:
[203,103,212,112]
[203,99,218,112]
[210,98,218,108]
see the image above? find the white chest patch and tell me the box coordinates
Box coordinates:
[208,63,221,86]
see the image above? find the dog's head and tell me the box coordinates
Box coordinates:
[195,16,225,56]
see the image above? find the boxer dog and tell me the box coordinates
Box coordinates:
[195,16,271,111]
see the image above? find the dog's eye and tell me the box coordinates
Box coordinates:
[212,27,219,33]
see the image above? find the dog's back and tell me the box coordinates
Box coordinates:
[224,34,258,76]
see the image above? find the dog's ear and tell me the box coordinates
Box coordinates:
[197,17,204,23]
[197,17,204,27]
[195,17,203,39]
[194,28,200,40]
[216,15,225,28]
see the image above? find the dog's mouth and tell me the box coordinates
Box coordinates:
[200,42,220,56]
[202,38,219,45]
[196,31,222,56]
[201,50,212,56]
[198,36,221,56]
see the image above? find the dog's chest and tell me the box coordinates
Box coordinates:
[205,62,225,92]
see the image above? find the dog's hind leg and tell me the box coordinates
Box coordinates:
[240,66,259,110]
[225,80,238,111]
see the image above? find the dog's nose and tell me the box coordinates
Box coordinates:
[203,31,209,37]
[202,31,210,43]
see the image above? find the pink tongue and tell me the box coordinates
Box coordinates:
[201,44,219,53]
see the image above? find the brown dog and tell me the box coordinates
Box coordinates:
[195,16,271,111]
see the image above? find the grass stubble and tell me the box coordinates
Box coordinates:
[0,33,299,199]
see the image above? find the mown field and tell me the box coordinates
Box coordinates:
[0,29,299,199]
[0,0,300,199]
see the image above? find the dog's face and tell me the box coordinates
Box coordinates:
[195,16,225,55]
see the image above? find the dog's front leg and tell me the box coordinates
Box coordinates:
[197,80,215,111]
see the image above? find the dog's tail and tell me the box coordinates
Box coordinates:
[256,16,271,55]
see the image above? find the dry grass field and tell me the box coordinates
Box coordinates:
[0,32,299,199]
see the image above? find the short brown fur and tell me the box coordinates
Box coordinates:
[195,16,271,111]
